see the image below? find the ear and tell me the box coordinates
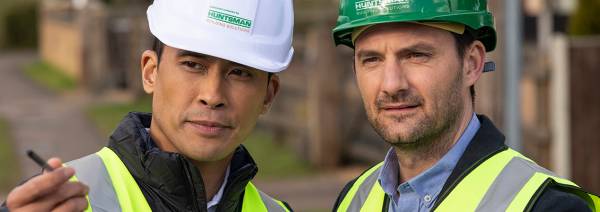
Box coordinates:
[261,74,280,114]
[463,40,486,87]
[141,50,159,94]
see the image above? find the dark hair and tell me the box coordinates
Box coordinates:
[451,29,477,103]
[152,37,165,63]
[151,36,273,78]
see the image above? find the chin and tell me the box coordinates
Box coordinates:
[185,148,227,162]
[373,119,419,142]
[179,141,228,161]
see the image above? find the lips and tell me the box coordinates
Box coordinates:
[185,120,233,137]
[380,103,420,111]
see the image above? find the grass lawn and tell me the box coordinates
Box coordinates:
[244,131,312,179]
[86,97,152,136]
[86,99,311,179]
[24,61,76,93]
[0,117,20,191]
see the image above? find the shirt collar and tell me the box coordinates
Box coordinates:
[207,164,230,210]
[378,113,480,203]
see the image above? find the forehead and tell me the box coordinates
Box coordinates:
[354,22,455,51]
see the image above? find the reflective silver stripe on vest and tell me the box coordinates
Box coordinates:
[257,190,288,211]
[66,154,121,212]
[475,157,555,211]
[347,166,384,211]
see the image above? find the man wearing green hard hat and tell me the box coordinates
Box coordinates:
[331,0,599,211]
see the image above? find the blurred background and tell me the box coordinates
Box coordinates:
[0,0,599,211]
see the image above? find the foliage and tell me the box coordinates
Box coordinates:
[0,0,38,49]
[569,0,600,35]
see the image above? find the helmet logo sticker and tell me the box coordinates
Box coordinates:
[205,0,258,34]
[355,0,409,15]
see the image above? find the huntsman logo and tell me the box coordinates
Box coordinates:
[355,0,409,11]
[204,0,258,34]
[208,8,252,29]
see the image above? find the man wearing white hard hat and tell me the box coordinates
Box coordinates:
[1,0,294,211]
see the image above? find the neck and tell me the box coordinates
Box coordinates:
[148,120,232,201]
[193,155,232,201]
[395,106,474,183]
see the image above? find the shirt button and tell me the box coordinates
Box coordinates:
[424,195,432,202]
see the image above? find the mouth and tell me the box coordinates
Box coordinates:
[185,120,233,137]
[380,103,420,110]
[379,103,420,113]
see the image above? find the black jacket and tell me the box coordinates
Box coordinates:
[332,115,590,212]
[2,112,291,212]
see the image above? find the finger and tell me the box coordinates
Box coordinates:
[48,157,64,168]
[45,158,64,173]
[7,167,75,207]
[37,181,89,209]
[51,196,89,212]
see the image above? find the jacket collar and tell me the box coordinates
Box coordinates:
[106,112,258,211]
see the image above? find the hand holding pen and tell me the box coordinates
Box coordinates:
[4,150,89,212]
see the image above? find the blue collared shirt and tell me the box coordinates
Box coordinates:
[378,114,480,212]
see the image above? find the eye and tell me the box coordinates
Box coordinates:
[361,56,382,65]
[406,52,431,63]
[181,61,207,72]
[228,68,253,79]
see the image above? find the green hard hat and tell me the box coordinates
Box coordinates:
[332,0,497,52]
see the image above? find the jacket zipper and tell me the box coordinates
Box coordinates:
[182,157,204,212]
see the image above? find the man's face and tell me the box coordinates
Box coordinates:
[353,23,472,147]
[141,45,278,161]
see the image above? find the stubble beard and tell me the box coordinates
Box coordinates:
[367,70,465,153]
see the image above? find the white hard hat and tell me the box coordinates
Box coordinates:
[147,0,294,73]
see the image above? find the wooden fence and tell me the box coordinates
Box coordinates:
[39,1,149,95]
[569,36,600,195]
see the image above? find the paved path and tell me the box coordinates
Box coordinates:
[0,51,104,179]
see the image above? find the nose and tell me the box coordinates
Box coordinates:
[196,74,227,109]
[200,99,225,109]
[380,59,409,97]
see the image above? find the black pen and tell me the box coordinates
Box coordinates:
[26,150,54,171]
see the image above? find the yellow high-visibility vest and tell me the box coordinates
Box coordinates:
[67,147,289,212]
[336,148,600,212]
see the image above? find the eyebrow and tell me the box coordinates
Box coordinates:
[176,50,252,69]
[355,49,382,60]
[355,42,436,59]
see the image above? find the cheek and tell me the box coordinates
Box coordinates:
[419,68,461,111]
[229,84,265,121]
[356,72,380,112]
[154,74,196,124]
[227,87,265,143]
